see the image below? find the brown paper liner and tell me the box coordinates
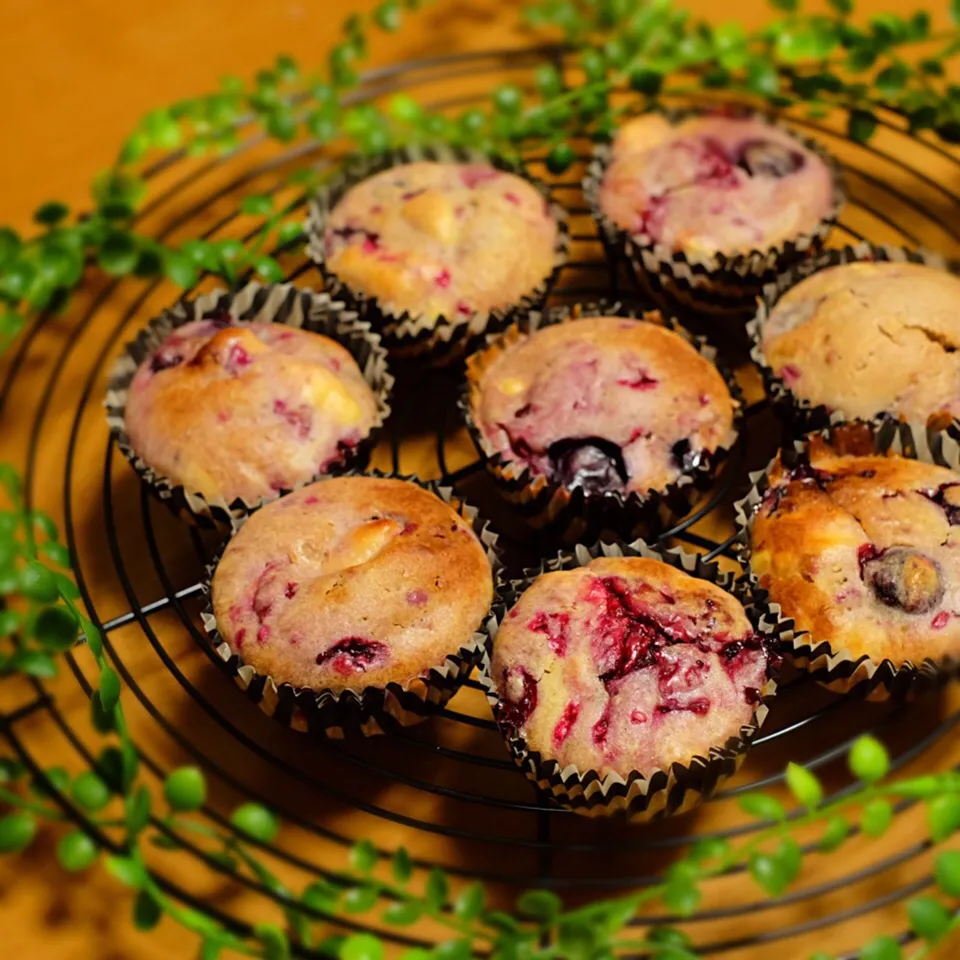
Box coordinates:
[476,539,783,821]
[734,420,960,701]
[305,145,570,367]
[460,301,744,543]
[201,470,504,738]
[583,107,846,323]
[748,243,960,437]
[105,281,394,530]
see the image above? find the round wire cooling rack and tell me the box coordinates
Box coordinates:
[4,44,960,960]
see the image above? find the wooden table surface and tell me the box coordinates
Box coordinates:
[3,0,960,957]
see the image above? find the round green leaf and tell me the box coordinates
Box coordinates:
[492,85,523,115]
[0,259,35,301]
[546,143,576,174]
[0,228,21,266]
[33,605,79,652]
[426,867,449,908]
[738,793,786,821]
[34,202,69,227]
[580,48,606,82]
[19,561,59,603]
[133,889,164,931]
[517,889,562,920]
[907,896,951,943]
[9,649,58,678]
[785,762,823,809]
[252,256,285,283]
[276,221,303,246]
[848,109,878,144]
[374,1,402,32]
[662,879,701,917]
[935,849,960,896]
[458,108,487,137]
[0,609,21,635]
[927,793,960,842]
[71,771,112,812]
[231,802,279,843]
[859,934,902,960]
[340,933,384,960]
[387,94,421,125]
[90,694,116,734]
[383,902,421,926]
[862,798,895,838]
[850,735,889,782]
[266,107,298,142]
[57,830,98,872]
[39,541,72,568]
[165,252,198,289]
[819,816,849,852]
[628,68,663,96]
[534,64,563,98]
[98,665,121,712]
[349,838,377,873]
[97,232,139,276]
[255,922,291,960]
[0,813,36,853]
[164,766,207,812]
[453,882,485,921]
[343,886,379,913]
[106,854,148,889]
[746,60,780,97]
[241,195,273,217]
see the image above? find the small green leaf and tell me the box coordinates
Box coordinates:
[785,763,823,809]
[819,816,850,852]
[33,605,78,651]
[276,221,303,246]
[453,881,485,921]
[628,67,663,96]
[340,933,384,960]
[387,93,421,125]
[256,923,291,960]
[31,766,69,798]
[0,609,20,635]
[875,63,909,98]
[746,60,780,97]
[57,831,98,872]
[0,228,21,266]
[90,694,116,733]
[374,0,402,32]
[240,195,273,216]
[662,879,701,917]
[859,934,902,960]
[164,252,198,289]
[0,813,36,853]
[231,803,279,843]
[106,854,148,889]
[769,0,798,10]
[19,562,59,603]
[492,85,523,115]
[301,879,339,913]
[935,849,960,896]
[426,868,449,909]
[907,896,951,943]
[350,838,378,873]
[739,793,786,822]
[850,734,888,781]
[828,0,853,12]
[383,902,421,925]
[34,202,69,227]
[343,886,379,913]
[391,846,413,884]
[265,107,298,142]
[534,64,563,98]
[98,665,121,712]
[546,143,576,174]
[749,838,801,898]
[251,255,285,283]
[927,793,960,842]
[8,649,58,678]
[39,541,72,568]
[79,615,102,655]
[434,941,470,960]
[125,785,152,835]
[517,889,562,921]
[133,889,164,931]
[0,759,25,783]
[97,231,139,276]
[862,798,894,838]
[164,767,207,813]
[71,771,111,812]
[275,53,299,82]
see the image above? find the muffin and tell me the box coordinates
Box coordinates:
[482,548,777,818]
[755,258,960,427]
[208,475,497,734]
[587,111,841,318]
[308,153,566,361]
[123,317,379,507]
[464,309,739,539]
[743,434,960,696]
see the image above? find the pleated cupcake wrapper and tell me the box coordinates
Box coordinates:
[201,470,504,739]
[305,145,570,367]
[583,107,846,321]
[105,281,394,530]
[748,243,960,437]
[733,421,960,701]
[460,301,744,543]
[476,539,784,821]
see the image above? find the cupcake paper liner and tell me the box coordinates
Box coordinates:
[200,470,504,739]
[105,281,394,530]
[748,242,960,437]
[476,539,784,820]
[305,145,570,367]
[583,107,847,323]
[459,301,744,543]
[734,420,960,701]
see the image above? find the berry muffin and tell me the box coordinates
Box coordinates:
[122,317,379,508]
[308,154,566,360]
[209,475,497,734]
[742,435,960,696]
[483,549,777,818]
[464,309,738,538]
[755,257,960,427]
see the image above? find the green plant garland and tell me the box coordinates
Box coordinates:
[4,0,960,957]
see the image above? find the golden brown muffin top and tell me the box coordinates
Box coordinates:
[490,557,768,779]
[212,477,494,694]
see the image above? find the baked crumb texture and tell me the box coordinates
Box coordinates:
[750,245,960,433]
[205,474,501,738]
[462,305,740,543]
[479,544,783,820]
[738,425,960,700]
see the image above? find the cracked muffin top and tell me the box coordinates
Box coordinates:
[749,445,960,666]
[760,261,960,423]
[470,315,737,497]
[597,113,835,258]
[322,161,559,325]
[124,315,380,505]
[212,477,494,694]
[490,557,769,779]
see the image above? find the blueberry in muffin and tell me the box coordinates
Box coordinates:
[489,556,771,780]
[319,160,560,328]
[211,477,494,701]
[758,259,960,424]
[597,113,836,259]
[748,444,960,670]
[123,316,380,506]
[469,314,737,499]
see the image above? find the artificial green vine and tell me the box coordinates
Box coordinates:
[4,0,960,957]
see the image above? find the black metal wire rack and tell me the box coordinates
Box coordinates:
[4,44,960,960]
